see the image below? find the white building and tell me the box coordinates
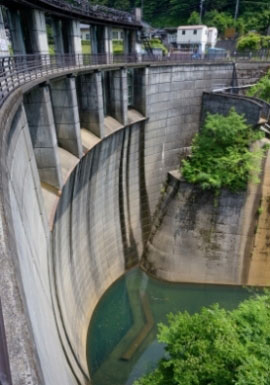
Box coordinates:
[177,25,217,54]
[207,27,218,48]
[112,28,124,41]
[80,24,90,41]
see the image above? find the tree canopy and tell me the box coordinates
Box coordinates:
[247,72,270,102]
[89,0,270,32]
[134,292,270,385]
[181,109,265,193]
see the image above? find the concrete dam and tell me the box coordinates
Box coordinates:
[0,5,269,381]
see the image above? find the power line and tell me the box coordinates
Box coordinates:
[234,0,240,20]
[200,0,205,23]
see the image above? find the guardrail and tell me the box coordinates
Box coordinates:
[0,52,269,109]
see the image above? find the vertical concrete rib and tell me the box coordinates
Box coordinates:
[24,84,63,190]
[50,76,83,159]
[104,26,113,63]
[24,9,49,54]
[77,71,105,138]
[62,19,82,62]
[90,25,98,55]
[110,68,128,125]
[134,67,149,116]
[51,18,64,55]
[6,9,26,55]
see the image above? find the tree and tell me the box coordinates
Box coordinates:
[203,10,234,35]
[187,11,200,25]
[113,0,130,11]
[247,72,270,102]
[181,108,264,193]
[134,292,270,385]
[237,33,262,51]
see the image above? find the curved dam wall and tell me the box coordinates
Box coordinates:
[0,61,269,385]
[52,63,237,382]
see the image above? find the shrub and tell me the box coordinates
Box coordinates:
[134,292,270,385]
[247,72,270,102]
[181,109,264,193]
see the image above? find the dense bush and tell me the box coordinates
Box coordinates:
[237,33,270,52]
[247,72,270,102]
[182,109,264,193]
[134,292,270,385]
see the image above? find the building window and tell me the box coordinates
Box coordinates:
[86,33,90,40]
[182,30,185,35]
[121,32,124,39]
[193,30,197,35]
[112,31,118,39]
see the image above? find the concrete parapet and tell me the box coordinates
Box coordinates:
[24,84,63,189]
[50,76,83,158]
[201,92,263,127]
[77,72,105,138]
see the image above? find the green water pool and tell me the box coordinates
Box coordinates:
[86,268,255,385]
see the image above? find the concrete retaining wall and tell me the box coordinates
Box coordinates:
[141,171,261,284]
[201,92,263,126]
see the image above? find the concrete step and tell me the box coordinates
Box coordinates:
[81,128,101,153]
[104,116,124,135]
[58,147,80,183]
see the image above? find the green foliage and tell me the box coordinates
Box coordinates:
[187,11,200,26]
[135,292,270,385]
[74,0,270,31]
[82,40,91,54]
[146,38,168,54]
[181,109,264,193]
[237,33,270,52]
[247,72,270,102]
[113,40,124,54]
[204,10,234,35]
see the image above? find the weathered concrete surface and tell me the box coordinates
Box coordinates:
[201,92,263,126]
[235,62,270,86]
[141,170,261,284]
[77,72,105,138]
[52,63,236,381]
[7,9,26,55]
[248,146,270,286]
[109,69,128,126]
[22,9,49,54]
[1,62,269,385]
[51,76,83,158]
[0,99,77,385]
[24,85,63,189]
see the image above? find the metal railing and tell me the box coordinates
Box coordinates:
[0,52,269,108]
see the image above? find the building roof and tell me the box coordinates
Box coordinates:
[178,25,207,30]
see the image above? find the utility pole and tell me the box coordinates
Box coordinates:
[234,0,240,20]
[200,0,204,23]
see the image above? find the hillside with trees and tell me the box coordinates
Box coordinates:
[90,0,270,37]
